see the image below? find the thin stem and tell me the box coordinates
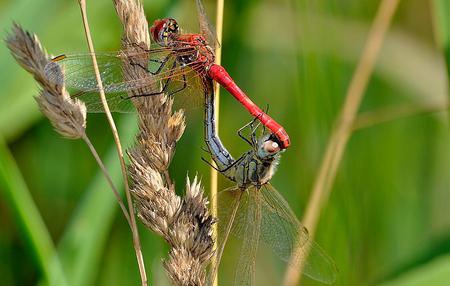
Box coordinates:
[211,1,225,286]
[282,1,401,285]
[353,102,449,131]
[77,1,147,285]
[81,133,131,226]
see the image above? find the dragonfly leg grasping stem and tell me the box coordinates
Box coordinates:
[129,53,170,75]
[166,73,187,97]
[129,61,150,73]
[123,61,188,100]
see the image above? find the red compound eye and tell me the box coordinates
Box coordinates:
[150,18,179,46]
[150,19,167,43]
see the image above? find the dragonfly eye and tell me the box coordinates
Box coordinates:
[257,136,281,159]
[151,18,179,46]
[263,140,280,154]
[168,21,179,34]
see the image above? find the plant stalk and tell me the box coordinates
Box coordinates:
[77,1,147,285]
[211,1,225,286]
[282,0,401,285]
[81,133,131,226]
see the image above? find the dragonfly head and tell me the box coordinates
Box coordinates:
[256,134,282,160]
[150,18,180,46]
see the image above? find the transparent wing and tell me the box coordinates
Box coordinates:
[217,187,248,247]
[45,51,160,92]
[196,0,220,49]
[218,187,262,286]
[234,190,262,286]
[44,47,205,113]
[74,90,135,113]
[259,184,337,284]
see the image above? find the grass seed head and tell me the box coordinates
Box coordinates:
[6,23,86,139]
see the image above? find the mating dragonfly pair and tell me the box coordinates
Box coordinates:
[44,1,336,284]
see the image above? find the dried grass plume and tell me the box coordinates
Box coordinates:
[113,0,214,285]
[6,23,87,139]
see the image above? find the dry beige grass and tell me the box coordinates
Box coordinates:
[113,1,215,285]
[77,0,148,283]
[6,22,132,243]
[6,23,86,140]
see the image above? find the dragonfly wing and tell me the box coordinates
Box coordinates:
[217,187,251,247]
[46,53,129,92]
[195,0,220,49]
[234,189,261,286]
[74,91,135,113]
[217,187,262,286]
[44,53,154,113]
[259,184,337,284]
[44,50,204,112]
[300,239,338,284]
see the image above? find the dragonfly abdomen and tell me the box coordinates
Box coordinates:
[207,64,290,149]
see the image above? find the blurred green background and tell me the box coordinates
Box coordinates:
[1,0,450,285]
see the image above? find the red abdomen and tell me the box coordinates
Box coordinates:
[208,64,290,149]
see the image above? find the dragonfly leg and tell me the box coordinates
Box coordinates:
[129,54,171,75]
[250,104,270,143]
[250,119,262,147]
[129,42,151,52]
[237,121,256,147]
[200,145,211,154]
[124,60,180,99]
[129,61,150,72]
[246,103,269,144]
[237,116,260,147]
[222,155,245,173]
[261,104,270,135]
[201,153,244,174]
[150,60,188,97]
[150,54,172,75]
[201,156,224,172]
[167,73,187,97]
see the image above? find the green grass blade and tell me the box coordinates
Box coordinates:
[377,255,450,286]
[49,115,138,286]
[0,136,68,286]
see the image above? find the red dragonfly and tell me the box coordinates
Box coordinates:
[44,0,290,149]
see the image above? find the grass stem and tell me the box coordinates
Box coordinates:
[77,1,147,285]
[282,0,401,285]
[211,1,225,286]
[353,102,449,131]
[81,133,131,226]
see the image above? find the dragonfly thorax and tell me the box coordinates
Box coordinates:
[172,34,215,70]
[234,146,281,188]
[177,51,200,67]
[151,18,215,71]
